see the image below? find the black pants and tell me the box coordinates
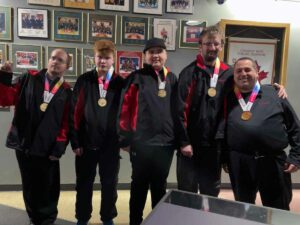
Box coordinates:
[75,146,120,222]
[129,145,174,225]
[228,151,292,210]
[16,150,60,225]
[177,149,221,197]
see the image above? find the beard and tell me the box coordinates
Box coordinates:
[204,51,218,63]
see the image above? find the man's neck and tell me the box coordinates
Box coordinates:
[47,72,59,80]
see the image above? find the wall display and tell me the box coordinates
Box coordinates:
[47,46,77,78]
[227,37,277,85]
[0,6,12,41]
[17,8,48,38]
[153,18,176,51]
[82,48,95,73]
[121,16,149,45]
[88,14,117,43]
[53,11,83,42]
[12,44,43,74]
[99,0,130,12]
[179,20,206,49]
[166,0,194,14]
[27,0,61,6]
[133,0,163,15]
[116,50,143,78]
[64,0,95,10]
[0,44,8,67]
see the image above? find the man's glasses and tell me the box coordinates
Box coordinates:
[50,56,66,64]
[201,42,222,47]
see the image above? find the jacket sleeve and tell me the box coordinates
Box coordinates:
[176,68,197,147]
[69,78,85,150]
[51,88,72,158]
[0,70,19,106]
[119,75,138,148]
[281,98,300,167]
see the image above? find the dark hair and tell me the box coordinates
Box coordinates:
[233,57,258,71]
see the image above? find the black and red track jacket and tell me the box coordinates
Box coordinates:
[119,64,178,148]
[0,69,71,158]
[177,54,233,150]
[69,69,124,151]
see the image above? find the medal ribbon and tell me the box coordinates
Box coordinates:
[210,57,220,88]
[156,66,168,90]
[43,76,64,104]
[234,81,260,112]
[98,66,114,99]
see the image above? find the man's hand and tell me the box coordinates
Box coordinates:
[284,163,298,173]
[73,147,83,156]
[49,155,59,161]
[274,83,287,99]
[181,144,193,158]
[121,146,130,152]
[0,61,13,73]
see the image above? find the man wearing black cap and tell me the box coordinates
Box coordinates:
[119,37,178,225]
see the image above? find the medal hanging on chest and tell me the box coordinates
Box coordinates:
[98,66,114,107]
[234,81,260,121]
[157,67,168,98]
[207,58,220,97]
[40,75,64,112]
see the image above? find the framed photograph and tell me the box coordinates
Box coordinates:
[82,48,95,73]
[116,51,143,78]
[47,46,77,77]
[27,0,61,6]
[12,44,43,74]
[133,0,163,15]
[64,0,95,10]
[88,14,117,43]
[99,0,130,12]
[53,11,83,42]
[0,6,12,41]
[153,18,177,51]
[17,8,48,38]
[179,20,206,49]
[121,16,149,45]
[166,0,194,14]
[0,43,8,67]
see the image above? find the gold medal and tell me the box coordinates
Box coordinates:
[158,89,167,98]
[208,87,217,97]
[98,98,107,107]
[40,103,48,112]
[241,111,252,121]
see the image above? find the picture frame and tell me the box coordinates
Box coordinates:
[17,8,48,38]
[0,43,8,67]
[121,16,149,46]
[27,0,61,6]
[47,46,77,78]
[99,0,130,12]
[63,0,95,10]
[88,14,117,43]
[53,11,83,42]
[12,44,43,74]
[116,50,143,78]
[0,6,12,41]
[166,0,194,14]
[179,20,206,49]
[153,18,177,51]
[133,0,163,15]
[82,48,95,73]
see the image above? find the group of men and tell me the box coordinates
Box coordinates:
[0,24,300,225]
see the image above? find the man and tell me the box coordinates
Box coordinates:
[0,49,72,225]
[119,38,178,225]
[219,57,300,210]
[69,40,123,225]
[176,25,286,197]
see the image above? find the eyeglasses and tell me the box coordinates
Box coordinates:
[201,42,222,47]
[50,56,67,64]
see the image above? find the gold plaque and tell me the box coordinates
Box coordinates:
[241,111,252,121]
[98,98,107,107]
[208,87,216,97]
[40,103,48,112]
[158,90,167,98]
